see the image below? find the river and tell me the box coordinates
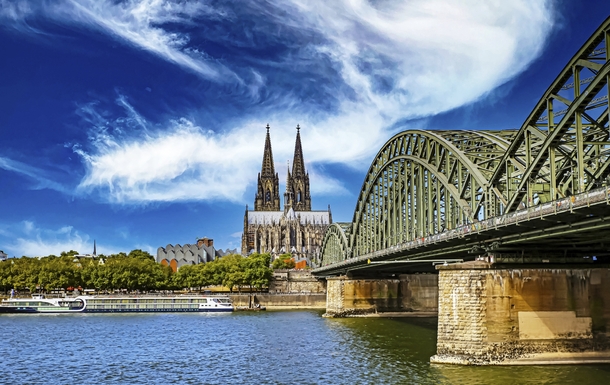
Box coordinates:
[1,311,609,384]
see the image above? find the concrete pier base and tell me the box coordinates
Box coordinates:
[431,261,610,365]
[324,274,438,317]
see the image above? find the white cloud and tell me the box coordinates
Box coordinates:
[0,221,122,257]
[76,113,258,203]
[3,1,556,204]
[1,0,238,82]
[276,0,554,117]
[73,97,360,203]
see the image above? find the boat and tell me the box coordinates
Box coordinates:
[0,294,234,314]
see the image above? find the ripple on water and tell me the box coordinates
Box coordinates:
[1,312,610,384]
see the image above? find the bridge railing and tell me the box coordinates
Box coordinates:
[320,186,610,269]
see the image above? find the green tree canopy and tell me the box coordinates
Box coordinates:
[272,253,296,270]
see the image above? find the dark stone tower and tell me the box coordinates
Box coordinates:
[254,124,281,211]
[284,125,311,212]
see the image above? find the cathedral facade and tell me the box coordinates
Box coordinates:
[241,125,331,268]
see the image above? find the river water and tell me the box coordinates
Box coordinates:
[1,311,609,384]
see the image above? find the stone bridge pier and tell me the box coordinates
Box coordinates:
[430,261,610,365]
[324,274,438,317]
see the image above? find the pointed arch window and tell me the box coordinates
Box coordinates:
[266,189,271,202]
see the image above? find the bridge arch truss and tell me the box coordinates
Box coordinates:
[320,16,610,268]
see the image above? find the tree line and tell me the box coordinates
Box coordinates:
[0,250,274,294]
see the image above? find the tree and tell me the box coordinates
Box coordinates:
[127,249,155,261]
[10,257,41,292]
[243,253,273,292]
[0,249,177,293]
[0,260,12,293]
[173,264,199,290]
[37,256,79,291]
[272,253,296,269]
[219,254,245,292]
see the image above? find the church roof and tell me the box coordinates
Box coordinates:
[247,210,331,225]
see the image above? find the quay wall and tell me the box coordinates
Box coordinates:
[229,293,326,309]
[268,270,327,294]
[229,270,327,309]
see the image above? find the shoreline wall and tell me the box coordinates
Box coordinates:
[229,293,326,309]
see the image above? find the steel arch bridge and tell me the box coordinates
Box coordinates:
[316,16,610,276]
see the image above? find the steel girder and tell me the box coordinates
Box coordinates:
[319,16,610,268]
[488,16,610,213]
[320,223,351,266]
[345,130,515,260]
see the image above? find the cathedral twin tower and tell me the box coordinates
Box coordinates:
[241,125,331,267]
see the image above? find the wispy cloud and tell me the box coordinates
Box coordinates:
[72,95,361,204]
[2,0,556,205]
[75,112,260,203]
[1,0,238,81]
[0,156,72,194]
[0,220,122,257]
[274,0,554,117]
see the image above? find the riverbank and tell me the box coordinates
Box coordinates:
[229,293,326,309]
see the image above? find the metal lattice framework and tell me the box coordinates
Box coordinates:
[319,223,351,265]
[320,16,610,267]
[488,18,610,213]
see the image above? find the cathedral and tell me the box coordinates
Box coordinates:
[241,124,332,268]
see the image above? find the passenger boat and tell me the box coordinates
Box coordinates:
[0,294,234,314]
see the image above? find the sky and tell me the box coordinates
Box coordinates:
[0,0,609,257]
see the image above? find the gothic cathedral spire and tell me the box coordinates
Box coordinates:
[284,124,311,211]
[255,124,280,211]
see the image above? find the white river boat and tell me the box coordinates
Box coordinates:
[0,294,234,314]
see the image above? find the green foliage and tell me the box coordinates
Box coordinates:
[244,253,273,291]
[171,253,273,292]
[0,250,274,293]
[127,249,155,261]
[271,253,296,269]
[0,260,13,292]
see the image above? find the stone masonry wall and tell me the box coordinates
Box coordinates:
[268,270,327,294]
[435,268,487,357]
[399,274,439,312]
[325,276,346,315]
[432,262,610,365]
[230,293,326,309]
[325,274,438,317]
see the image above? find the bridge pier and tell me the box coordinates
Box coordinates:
[431,261,610,365]
[324,274,437,317]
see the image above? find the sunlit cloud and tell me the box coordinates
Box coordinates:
[2,0,556,205]
[73,97,351,203]
[276,0,554,117]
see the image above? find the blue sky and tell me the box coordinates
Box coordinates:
[0,0,608,257]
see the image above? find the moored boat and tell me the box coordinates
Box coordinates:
[0,294,234,314]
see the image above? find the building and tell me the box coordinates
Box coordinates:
[241,125,331,267]
[157,237,236,272]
